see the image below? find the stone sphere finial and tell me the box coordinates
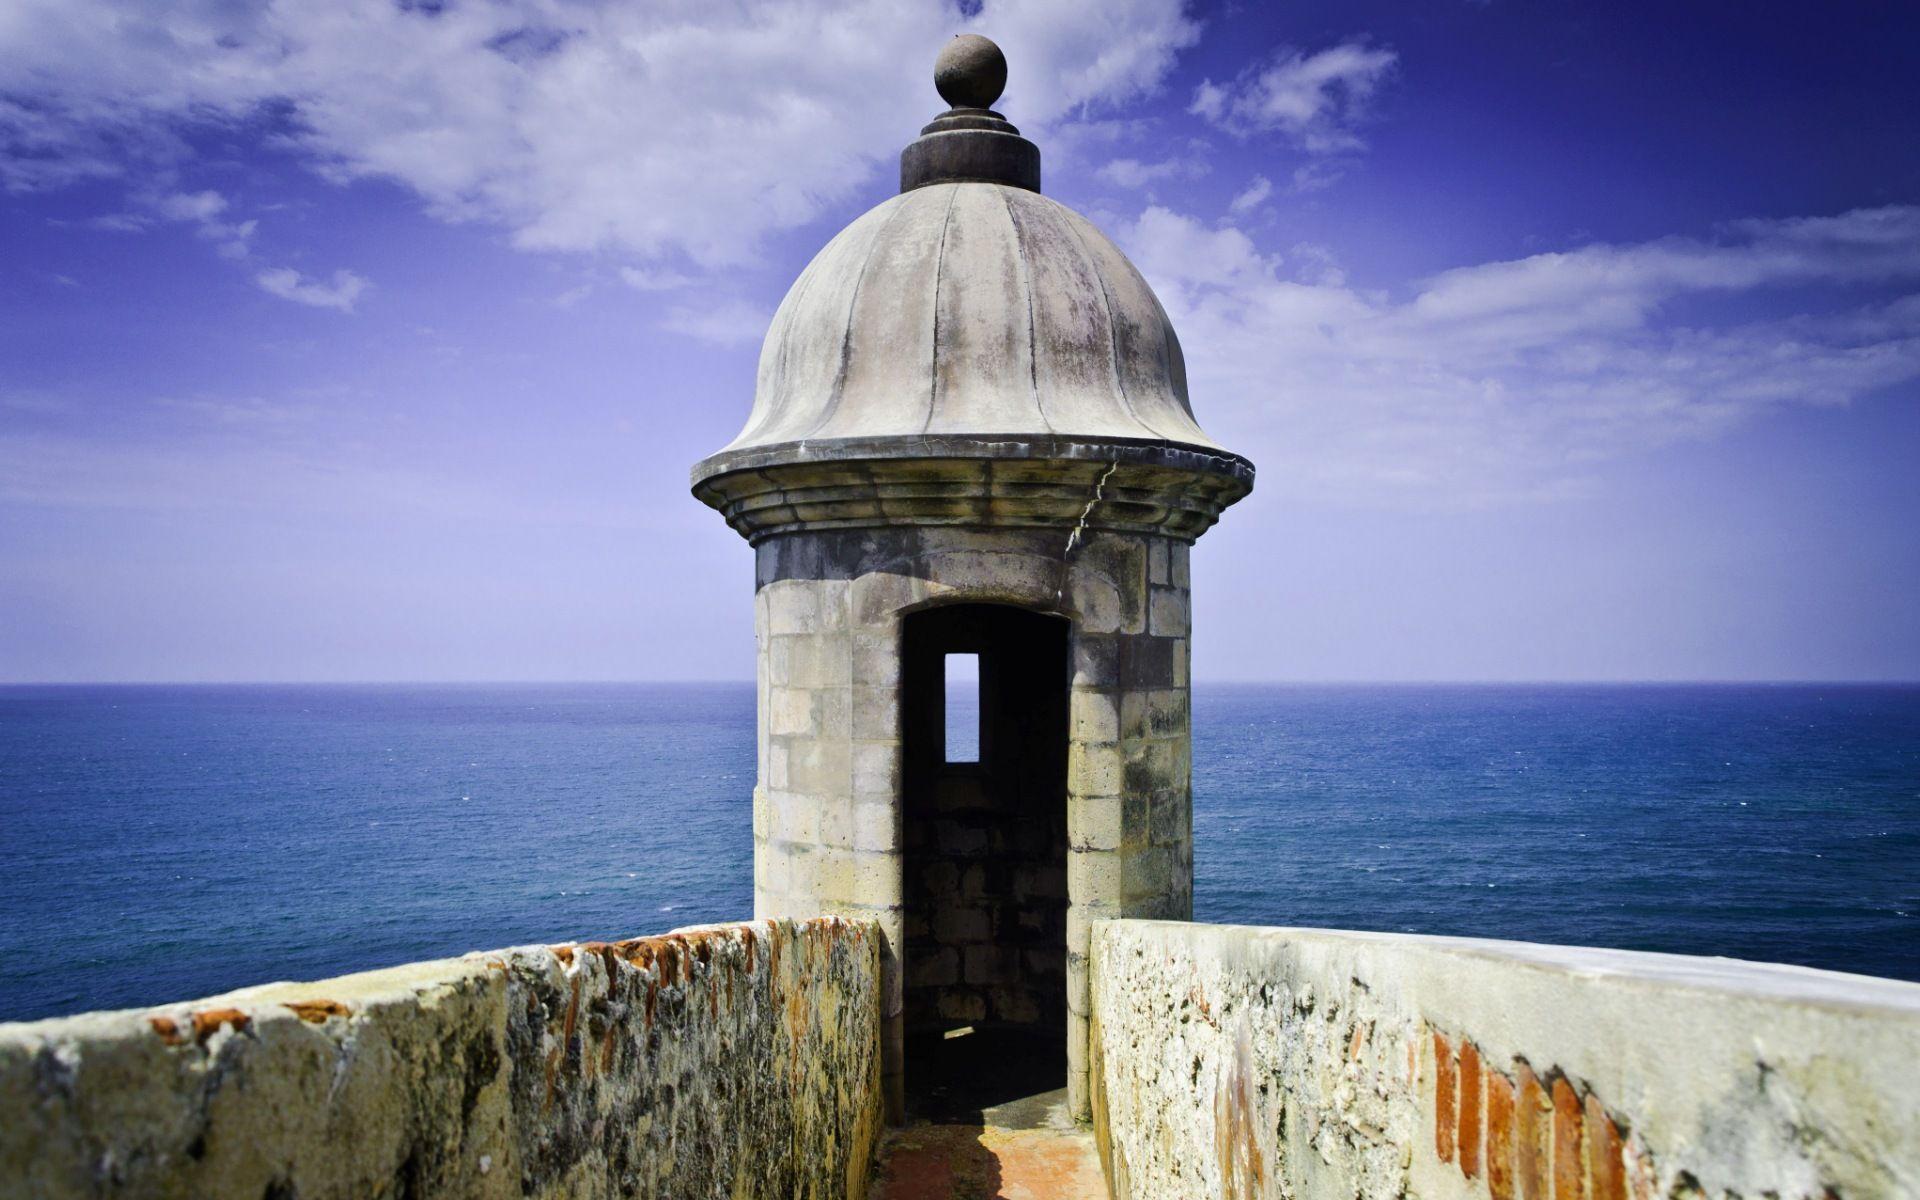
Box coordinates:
[935,34,1007,110]
[899,34,1037,192]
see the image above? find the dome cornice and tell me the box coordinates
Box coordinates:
[692,433,1253,546]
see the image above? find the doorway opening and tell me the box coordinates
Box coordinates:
[901,603,1070,1119]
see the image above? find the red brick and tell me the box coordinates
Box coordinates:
[1586,1093,1627,1200]
[190,1007,249,1045]
[1459,1041,1484,1178]
[1486,1068,1517,1200]
[282,998,349,1023]
[1434,1031,1457,1163]
[1517,1063,1552,1200]
[1551,1076,1585,1200]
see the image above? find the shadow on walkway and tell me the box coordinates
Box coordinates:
[871,1029,1107,1200]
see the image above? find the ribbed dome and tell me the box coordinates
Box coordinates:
[692,35,1250,545]
[717,180,1222,455]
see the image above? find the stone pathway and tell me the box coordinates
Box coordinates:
[870,1088,1107,1200]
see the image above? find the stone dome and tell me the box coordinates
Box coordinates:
[714,180,1222,455]
[691,35,1250,544]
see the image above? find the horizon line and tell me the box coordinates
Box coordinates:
[3,678,1918,688]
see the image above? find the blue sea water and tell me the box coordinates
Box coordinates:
[1,683,1916,1022]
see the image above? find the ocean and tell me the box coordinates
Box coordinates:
[1,683,1915,1022]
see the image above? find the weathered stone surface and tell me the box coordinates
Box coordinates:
[933,34,1007,110]
[696,444,1251,548]
[899,117,1041,196]
[694,39,1246,1130]
[695,177,1234,460]
[1090,919,1920,1200]
[0,918,884,1200]
[745,525,1198,1121]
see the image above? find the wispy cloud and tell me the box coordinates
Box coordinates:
[154,189,256,259]
[1191,41,1397,152]
[1121,204,1920,507]
[1228,175,1272,214]
[83,212,151,232]
[153,190,225,224]
[660,298,773,346]
[1097,154,1208,189]
[0,0,1199,275]
[620,265,693,292]
[0,391,650,533]
[1288,160,1346,194]
[255,267,368,313]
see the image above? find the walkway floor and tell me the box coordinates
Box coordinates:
[870,1087,1106,1200]
[870,1029,1107,1199]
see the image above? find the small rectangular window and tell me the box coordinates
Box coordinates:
[944,653,980,763]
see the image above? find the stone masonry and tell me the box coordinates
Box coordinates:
[693,36,1252,1121]
[10,33,1920,1200]
[698,39,1251,1121]
[0,918,884,1200]
[1089,920,1920,1200]
[745,522,1204,1117]
[685,43,1920,1180]
[898,600,1070,1038]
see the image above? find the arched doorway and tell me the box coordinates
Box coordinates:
[900,603,1070,1117]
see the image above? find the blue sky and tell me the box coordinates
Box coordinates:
[2,0,1917,683]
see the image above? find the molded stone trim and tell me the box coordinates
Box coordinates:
[692,437,1253,546]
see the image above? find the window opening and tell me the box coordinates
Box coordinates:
[944,652,980,763]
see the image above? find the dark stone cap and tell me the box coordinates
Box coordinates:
[900,35,1041,193]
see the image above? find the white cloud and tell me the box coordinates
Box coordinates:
[255,267,368,312]
[83,212,151,231]
[660,298,772,346]
[1288,160,1345,193]
[1119,204,1920,507]
[1189,81,1226,123]
[154,189,226,224]
[1286,241,1345,287]
[1096,154,1206,189]
[0,0,1199,271]
[976,3,1199,123]
[1191,40,1397,152]
[620,265,693,292]
[1123,207,1276,290]
[1228,174,1271,214]
[213,226,256,260]
[147,189,258,259]
[79,184,370,307]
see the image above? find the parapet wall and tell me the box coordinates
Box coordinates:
[0,917,884,1200]
[1089,920,1920,1200]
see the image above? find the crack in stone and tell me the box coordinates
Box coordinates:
[1064,461,1118,557]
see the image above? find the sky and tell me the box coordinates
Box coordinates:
[2,0,1918,684]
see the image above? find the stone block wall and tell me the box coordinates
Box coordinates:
[899,603,1070,1042]
[903,771,1070,1034]
[1063,534,1194,1118]
[0,918,883,1200]
[1088,920,1920,1200]
[751,523,1194,1119]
